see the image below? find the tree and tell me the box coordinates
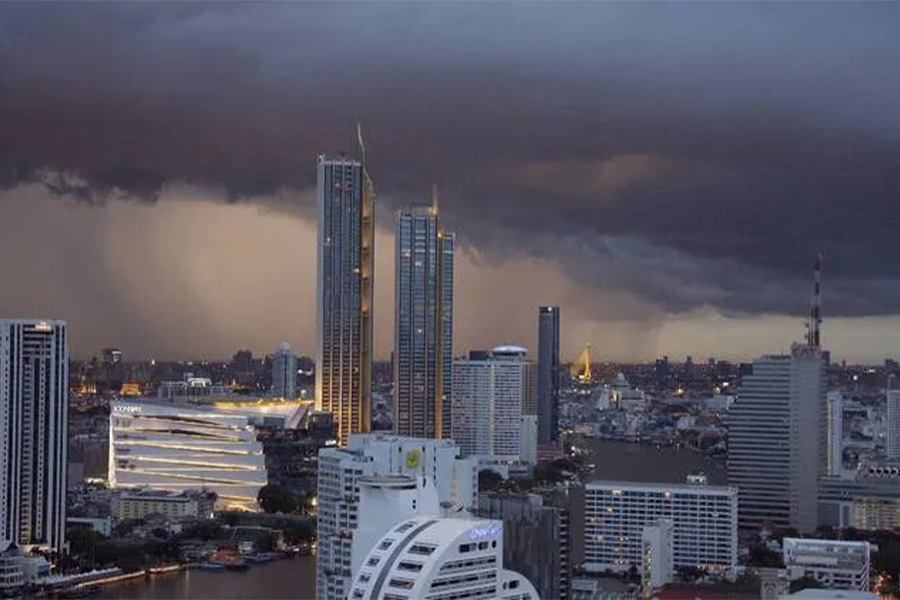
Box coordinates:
[748,544,783,568]
[258,485,299,514]
[677,565,704,583]
[626,564,639,584]
[789,575,823,593]
[477,469,505,493]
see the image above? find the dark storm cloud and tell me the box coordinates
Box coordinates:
[1,2,900,318]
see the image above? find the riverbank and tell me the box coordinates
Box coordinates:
[95,555,316,599]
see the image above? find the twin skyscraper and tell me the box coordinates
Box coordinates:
[315,130,560,449]
[314,132,454,447]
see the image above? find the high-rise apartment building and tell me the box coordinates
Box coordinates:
[394,198,454,439]
[584,480,737,576]
[272,342,298,399]
[452,346,532,459]
[727,344,825,532]
[537,306,560,446]
[315,434,476,600]
[887,388,900,460]
[0,319,68,551]
[315,142,375,446]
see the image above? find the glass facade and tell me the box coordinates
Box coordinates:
[537,306,560,444]
[394,205,454,439]
[316,154,374,446]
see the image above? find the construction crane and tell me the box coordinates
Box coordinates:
[570,343,592,383]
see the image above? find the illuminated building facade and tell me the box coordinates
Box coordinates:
[350,516,538,600]
[452,346,532,459]
[394,200,455,440]
[584,480,737,576]
[0,319,69,552]
[109,401,267,511]
[316,144,375,446]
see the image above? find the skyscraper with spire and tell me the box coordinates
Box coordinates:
[393,187,455,439]
[315,127,375,446]
[727,253,826,532]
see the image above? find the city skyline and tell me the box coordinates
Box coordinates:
[2,3,900,363]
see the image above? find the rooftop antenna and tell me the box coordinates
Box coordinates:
[807,251,824,349]
[356,122,366,166]
[431,183,439,216]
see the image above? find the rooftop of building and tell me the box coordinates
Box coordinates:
[782,590,878,599]
[783,537,871,550]
[118,489,212,501]
[587,479,737,494]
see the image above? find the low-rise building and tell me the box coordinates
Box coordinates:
[67,517,113,537]
[114,489,216,522]
[0,541,25,597]
[781,538,871,591]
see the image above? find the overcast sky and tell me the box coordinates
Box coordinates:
[1,2,899,363]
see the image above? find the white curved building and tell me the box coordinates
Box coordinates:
[350,515,538,600]
[109,401,267,510]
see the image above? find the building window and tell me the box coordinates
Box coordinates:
[388,578,415,590]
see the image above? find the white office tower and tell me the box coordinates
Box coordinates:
[347,472,539,600]
[316,434,476,600]
[887,388,900,460]
[452,346,531,459]
[641,520,673,598]
[727,344,825,532]
[584,480,737,576]
[782,538,871,591]
[109,401,267,511]
[316,146,375,446]
[0,319,68,551]
[826,391,843,476]
[394,201,454,440]
[519,415,538,464]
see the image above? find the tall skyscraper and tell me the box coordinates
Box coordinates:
[0,319,68,551]
[728,254,827,533]
[272,342,298,399]
[537,306,560,445]
[393,193,454,439]
[315,130,375,446]
[727,346,825,532]
[452,346,532,458]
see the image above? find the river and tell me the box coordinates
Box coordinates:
[580,438,728,485]
[95,556,316,600]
